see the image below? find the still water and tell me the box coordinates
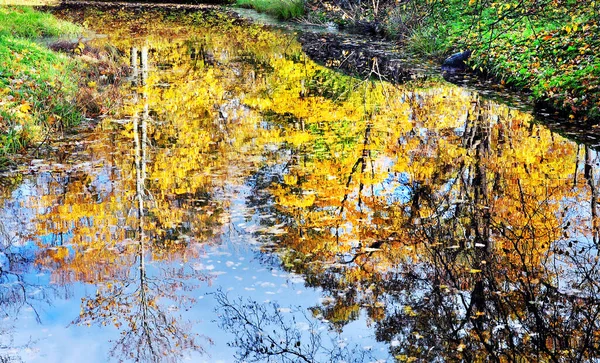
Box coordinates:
[1,6,600,362]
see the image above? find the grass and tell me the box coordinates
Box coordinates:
[404,25,448,59]
[0,6,80,37]
[425,0,600,119]
[0,6,83,157]
[236,0,304,20]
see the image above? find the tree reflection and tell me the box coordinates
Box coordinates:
[255,65,600,360]
[373,235,600,361]
[3,5,600,361]
[0,211,49,363]
[70,45,212,362]
[1,9,294,360]
[214,290,379,363]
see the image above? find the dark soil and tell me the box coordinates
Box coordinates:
[298,32,434,84]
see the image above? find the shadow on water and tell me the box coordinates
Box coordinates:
[1,4,600,362]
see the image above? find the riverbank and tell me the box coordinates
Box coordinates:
[0,6,82,162]
[0,6,126,167]
[256,0,599,120]
[409,0,600,121]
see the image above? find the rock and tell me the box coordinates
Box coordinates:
[48,39,80,53]
[442,50,472,69]
[349,20,384,37]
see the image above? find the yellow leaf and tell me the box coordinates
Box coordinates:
[19,102,31,113]
[403,305,418,316]
[289,132,311,147]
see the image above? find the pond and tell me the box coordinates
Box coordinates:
[2,5,600,362]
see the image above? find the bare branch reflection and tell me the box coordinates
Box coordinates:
[214,290,379,363]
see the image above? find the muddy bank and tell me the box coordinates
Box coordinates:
[298,32,434,84]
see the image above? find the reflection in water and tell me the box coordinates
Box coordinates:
[71,48,209,362]
[264,84,600,360]
[0,215,48,363]
[214,289,376,363]
[0,6,599,362]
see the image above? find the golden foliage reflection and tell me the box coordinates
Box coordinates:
[1,6,599,361]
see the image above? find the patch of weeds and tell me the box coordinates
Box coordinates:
[236,0,305,20]
[405,25,449,59]
[0,6,80,38]
[383,2,429,41]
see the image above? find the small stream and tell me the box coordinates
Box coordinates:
[1,5,600,362]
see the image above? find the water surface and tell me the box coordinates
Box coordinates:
[1,7,600,362]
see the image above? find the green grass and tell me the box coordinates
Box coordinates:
[386,0,600,119]
[404,25,448,59]
[0,6,80,38]
[0,6,83,156]
[236,0,304,20]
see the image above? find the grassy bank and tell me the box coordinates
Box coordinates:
[0,6,82,157]
[420,0,599,120]
[307,0,600,120]
[236,0,304,20]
